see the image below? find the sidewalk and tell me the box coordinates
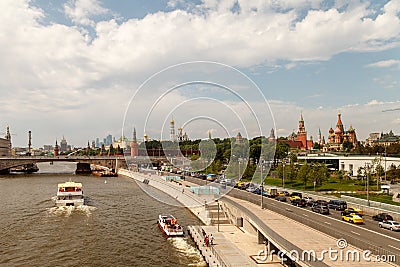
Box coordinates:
[227,196,395,266]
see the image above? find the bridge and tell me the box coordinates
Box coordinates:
[0,155,179,173]
[0,156,127,173]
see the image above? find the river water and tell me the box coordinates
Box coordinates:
[0,162,206,267]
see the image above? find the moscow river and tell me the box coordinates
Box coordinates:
[0,163,206,267]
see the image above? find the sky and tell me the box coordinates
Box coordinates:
[1,0,400,148]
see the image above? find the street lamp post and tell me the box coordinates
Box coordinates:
[260,158,264,209]
[238,158,241,181]
[384,146,387,182]
[217,200,220,232]
[365,163,370,207]
[282,161,285,188]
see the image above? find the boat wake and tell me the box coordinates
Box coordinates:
[47,205,97,217]
[168,237,207,266]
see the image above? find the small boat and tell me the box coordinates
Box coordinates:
[158,215,184,237]
[55,181,84,207]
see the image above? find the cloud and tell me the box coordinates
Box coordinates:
[64,0,109,26]
[366,59,400,68]
[1,0,400,146]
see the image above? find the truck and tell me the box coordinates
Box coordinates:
[265,188,278,198]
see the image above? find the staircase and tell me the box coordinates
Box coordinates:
[206,203,231,225]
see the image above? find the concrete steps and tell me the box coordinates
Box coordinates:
[206,203,231,225]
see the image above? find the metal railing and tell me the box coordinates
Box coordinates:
[191,225,228,267]
[341,195,400,213]
[222,196,330,267]
[225,189,400,266]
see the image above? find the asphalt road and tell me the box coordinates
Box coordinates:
[185,176,400,265]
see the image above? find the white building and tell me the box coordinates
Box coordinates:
[298,154,400,177]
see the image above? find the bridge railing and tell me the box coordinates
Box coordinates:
[222,196,329,267]
[225,189,400,266]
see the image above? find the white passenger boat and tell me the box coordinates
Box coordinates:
[158,215,184,237]
[55,181,84,207]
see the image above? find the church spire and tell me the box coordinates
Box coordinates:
[133,127,137,143]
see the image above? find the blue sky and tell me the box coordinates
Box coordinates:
[0,0,400,147]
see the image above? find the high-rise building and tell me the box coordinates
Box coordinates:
[95,138,100,148]
[106,134,112,146]
[60,136,68,152]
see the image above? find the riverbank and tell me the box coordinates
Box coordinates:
[118,169,276,266]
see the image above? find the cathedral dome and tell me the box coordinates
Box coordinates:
[334,126,342,134]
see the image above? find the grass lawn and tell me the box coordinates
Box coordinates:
[342,193,400,206]
[261,176,400,206]
[262,177,371,192]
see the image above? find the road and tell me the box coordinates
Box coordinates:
[184,175,400,265]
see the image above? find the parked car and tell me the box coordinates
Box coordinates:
[379,220,400,231]
[372,213,393,222]
[311,204,330,215]
[327,200,347,211]
[275,196,287,202]
[292,198,307,207]
[341,211,364,224]
[345,207,363,216]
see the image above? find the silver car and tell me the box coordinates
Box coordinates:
[379,220,400,231]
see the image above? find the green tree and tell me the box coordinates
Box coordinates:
[342,141,354,152]
[297,164,311,189]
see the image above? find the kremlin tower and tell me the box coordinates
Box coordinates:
[54,140,59,156]
[130,128,139,157]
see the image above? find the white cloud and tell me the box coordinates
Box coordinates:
[64,0,109,26]
[1,0,400,146]
[366,59,400,68]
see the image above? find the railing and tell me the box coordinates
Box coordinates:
[191,225,228,267]
[225,190,400,266]
[222,196,330,267]
[341,195,400,213]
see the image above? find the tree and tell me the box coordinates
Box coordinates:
[342,141,354,152]
[297,164,311,189]
[275,142,289,160]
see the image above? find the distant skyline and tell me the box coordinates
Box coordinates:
[1,0,400,147]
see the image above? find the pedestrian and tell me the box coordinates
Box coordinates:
[205,235,209,247]
[182,188,184,193]
[210,234,214,245]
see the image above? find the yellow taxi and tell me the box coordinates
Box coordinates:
[341,211,364,224]
[345,207,363,215]
[289,195,301,202]
[277,192,286,196]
